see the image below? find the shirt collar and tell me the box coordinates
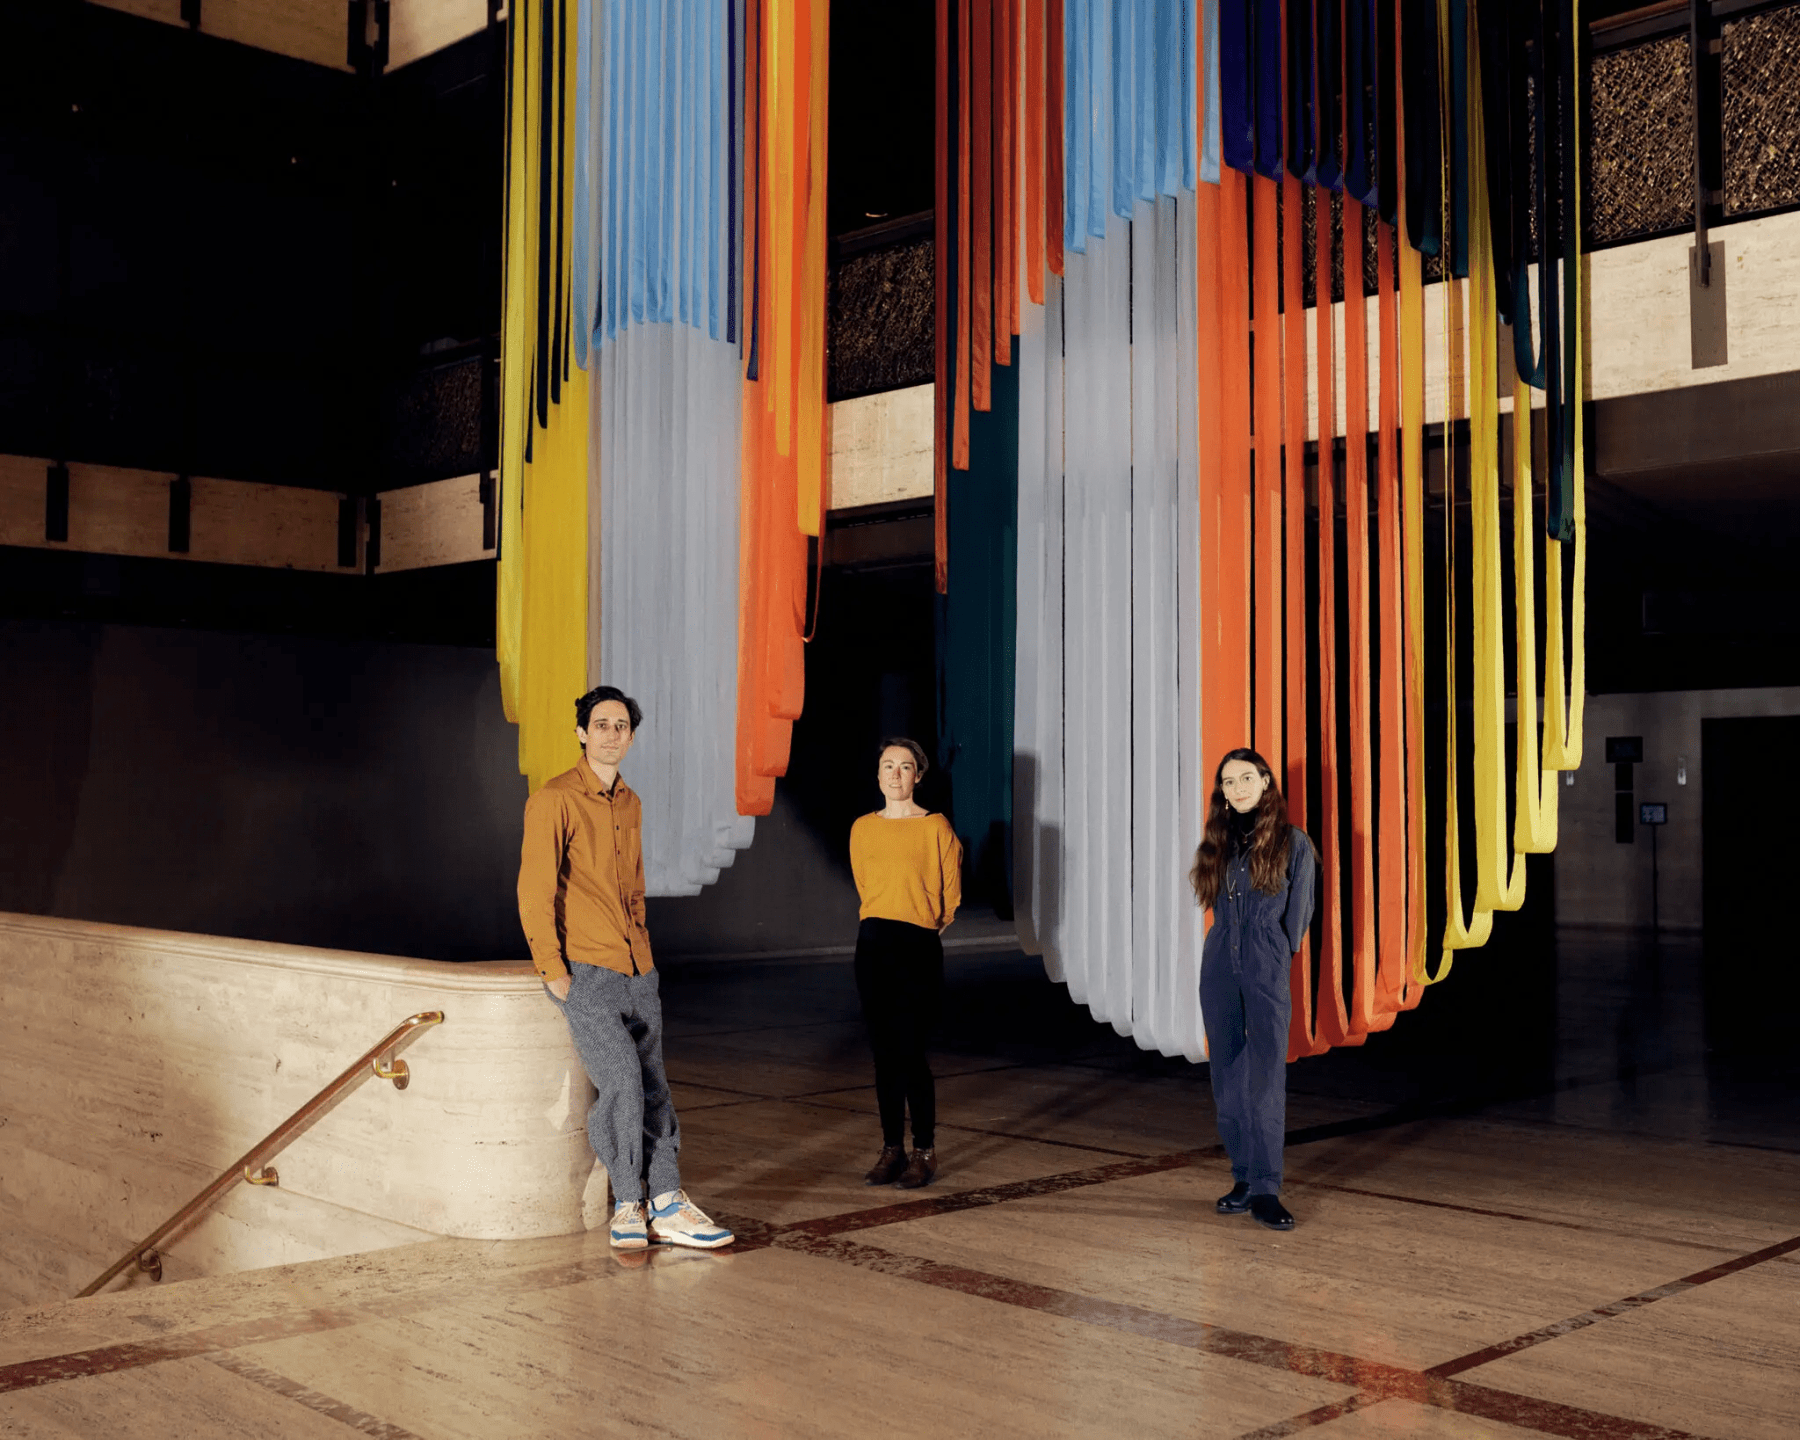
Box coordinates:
[579,761,630,802]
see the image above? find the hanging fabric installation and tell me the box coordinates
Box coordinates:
[968,0,1587,1060]
[737,0,828,822]
[498,0,823,895]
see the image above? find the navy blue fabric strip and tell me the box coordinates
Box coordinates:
[1254,0,1284,178]
[1446,0,1468,278]
[1221,0,1255,174]
[1402,0,1440,257]
[1287,0,1315,180]
[1315,0,1343,194]
[1376,0,1396,225]
[1344,0,1375,205]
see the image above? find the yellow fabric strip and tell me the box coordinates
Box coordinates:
[770,0,796,455]
[1398,210,1431,992]
[1439,271,1491,968]
[1512,379,1558,855]
[794,0,828,535]
[1544,0,1587,775]
[497,0,590,795]
[497,0,536,726]
[1466,37,1522,915]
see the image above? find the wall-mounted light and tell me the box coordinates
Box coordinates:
[1676,755,1688,786]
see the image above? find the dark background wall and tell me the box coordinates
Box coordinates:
[0,617,528,961]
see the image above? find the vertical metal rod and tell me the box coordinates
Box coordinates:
[1691,0,1710,287]
[1651,823,1660,938]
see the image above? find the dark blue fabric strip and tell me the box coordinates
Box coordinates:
[1402,0,1440,256]
[1376,0,1396,224]
[1447,0,1468,278]
[1343,0,1369,203]
[1287,0,1315,181]
[1220,0,1254,175]
[1254,0,1284,177]
[1315,0,1343,193]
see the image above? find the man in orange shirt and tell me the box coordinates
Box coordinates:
[518,685,733,1252]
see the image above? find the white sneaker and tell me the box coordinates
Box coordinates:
[647,1190,734,1249]
[609,1201,648,1250]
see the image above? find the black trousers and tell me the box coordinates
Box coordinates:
[854,917,944,1149]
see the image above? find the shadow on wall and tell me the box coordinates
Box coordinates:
[0,619,530,961]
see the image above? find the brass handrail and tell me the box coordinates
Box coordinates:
[76,1009,445,1299]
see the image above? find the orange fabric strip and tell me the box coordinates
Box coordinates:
[1281,175,1316,1064]
[1045,0,1064,278]
[1342,196,1376,1042]
[1281,174,1308,827]
[1373,215,1413,1022]
[1023,0,1045,306]
[1252,175,1283,772]
[1298,180,1350,1055]
[954,0,972,470]
[1196,180,1249,816]
[736,0,772,814]
[994,0,1015,364]
[971,0,993,410]
[935,0,950,591]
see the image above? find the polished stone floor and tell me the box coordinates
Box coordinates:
[4,930,1797,1439]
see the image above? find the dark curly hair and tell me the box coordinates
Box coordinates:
[576,685,643,734]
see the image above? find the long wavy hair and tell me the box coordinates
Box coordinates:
[1189,748,1291,908]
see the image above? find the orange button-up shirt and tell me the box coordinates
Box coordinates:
[517,762,654,981]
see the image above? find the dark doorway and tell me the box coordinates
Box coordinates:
[1701,715,1800,1054]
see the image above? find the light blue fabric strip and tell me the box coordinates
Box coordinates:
[595,0,731,342]
[1087,0,1108,237]
[1180,0,1196,191]
[1064,0,1087,252]
[1108,0,1124,219]
[1199,0,1220,185]
[573,0,593,368]
[707,0,723,340]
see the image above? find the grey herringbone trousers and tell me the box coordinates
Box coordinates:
[548,964,682,1204]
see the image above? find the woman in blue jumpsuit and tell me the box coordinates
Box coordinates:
[1191,748,1317,1231]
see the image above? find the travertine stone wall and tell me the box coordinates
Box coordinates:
[0,916,604,1309]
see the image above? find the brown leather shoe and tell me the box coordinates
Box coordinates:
[896,1147,937,1189]
[863,1145,908,1185]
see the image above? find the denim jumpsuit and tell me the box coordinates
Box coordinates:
[1199,826,1317,1196]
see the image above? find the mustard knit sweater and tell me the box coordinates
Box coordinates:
[849,812,964,930]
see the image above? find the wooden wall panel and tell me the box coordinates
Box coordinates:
[187,476,354,571]
[827,384,935,511]
[88,0,353,72]
[0,455,53,550]
[376,473,493,573]
[389,0,489,70]
[64,465,172,556]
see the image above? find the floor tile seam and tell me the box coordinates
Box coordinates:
[768,1228,1392,1390]
[780,1094,1160,1158]
[0,1304,369,1394]
[772,1227,1725,1440]
[1285,1180,1749,1257]
[0,1251,640,1395]
[202,1351,427,1440]
[1227,1393,1389,1440]
[1425,1100,1800,1159]
[775,1148,1213,1238]
[1424,1229,1800,1379]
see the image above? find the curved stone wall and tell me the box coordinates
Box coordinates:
[0,915,604,1307]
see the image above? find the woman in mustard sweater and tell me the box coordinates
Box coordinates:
[849,737,963,1189]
